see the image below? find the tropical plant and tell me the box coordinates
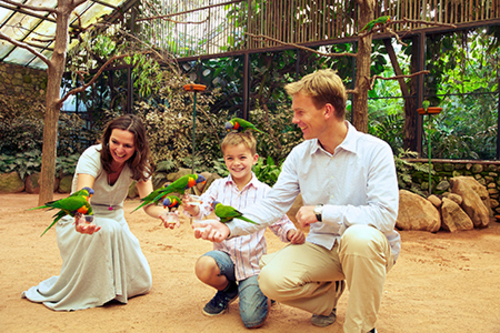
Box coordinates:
[252,156,282,187]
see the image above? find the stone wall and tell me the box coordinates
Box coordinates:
[0,62,46,101]
[405,159,500,214]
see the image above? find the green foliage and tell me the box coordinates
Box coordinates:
[0,150,41,180]
[393,149,430,196]
[252,156,282,187]
[56,153,81,177]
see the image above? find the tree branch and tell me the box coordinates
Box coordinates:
[58,53,138,107]
[245,33,357,58]
[368,70,430,91]
[0,0,57,13]
[0,30,51,67]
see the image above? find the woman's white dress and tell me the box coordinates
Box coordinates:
[22,145,152,311]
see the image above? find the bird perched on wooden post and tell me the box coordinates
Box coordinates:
[359,16,391,33]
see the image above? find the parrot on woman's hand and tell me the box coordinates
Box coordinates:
[28,189,94,237]
[132,174,206,213]
[211,201,258,224]
[359,16,391,33]
[162,195,181,210]
[225,117,264,133]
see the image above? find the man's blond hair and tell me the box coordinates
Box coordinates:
[285,69,347,119]
[221,131,257,155]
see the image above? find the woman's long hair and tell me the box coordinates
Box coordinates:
[99,114,153,181]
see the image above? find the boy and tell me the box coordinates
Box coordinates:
[183,131,305,328]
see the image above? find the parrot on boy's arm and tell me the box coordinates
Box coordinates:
[132,173,206,213]
[225,117,264,133]
[28,188,94,237]
[359,16,391,33]
[211,201,258,224]
[162,195,181,210]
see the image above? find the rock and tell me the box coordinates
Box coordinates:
[442,192,463,205]
[396,190,440,232]
[25,173,40,194]
[450,176,492,217]
[450,177,489,228]
[490,199,499,209]
[440,198,474,232]
[436,180,450,192]
[58,175,73,193]
[427,195,442,208]
[471,164,483,173]
[0,171,25,193]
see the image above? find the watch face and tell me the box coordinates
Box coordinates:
[314,205,323,214]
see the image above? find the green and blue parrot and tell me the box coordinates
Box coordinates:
[422,100,430,112]
[225,117,264,133]
[132,174,206,213]
[162,195,181,210]
[359,15,391,33]
[211,201,258,224]
[29,187,94,237]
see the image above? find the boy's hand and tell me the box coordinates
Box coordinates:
[192,220,230,243]
[182,193,200,216]
[287,229,305,244]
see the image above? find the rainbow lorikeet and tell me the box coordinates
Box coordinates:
[359,16,391,33]
[211,201,258,224]
[28,187,94,237]
[225,117,264,133]
[162,195,181,210]
[132,173,206,213]
[422,100,430,112]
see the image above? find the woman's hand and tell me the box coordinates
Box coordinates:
[74,213,101,234]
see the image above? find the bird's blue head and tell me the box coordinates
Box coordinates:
[196,174,206,184]
[163,197,173,208]
[82,187,94,197]
[211,201,220,210]
[225,121,234,131]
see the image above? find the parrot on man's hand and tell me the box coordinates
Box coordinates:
[132,174,206,213]
[211,201,258,224]
[28,188,94,237]
[162,195,181,210]
[359,16,391,33]
[225,117,264,133]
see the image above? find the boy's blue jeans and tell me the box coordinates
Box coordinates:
[204,250,269,328]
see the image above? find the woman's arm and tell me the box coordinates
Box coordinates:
[136,179,178,229]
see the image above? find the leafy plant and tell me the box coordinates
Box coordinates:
[252,156,282,187]
[55,153,81,177]
[0,150,42,180]
[394,148,432,196]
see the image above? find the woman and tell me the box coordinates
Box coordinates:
[23,114,172,311]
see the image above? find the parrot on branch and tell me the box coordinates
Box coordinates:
[211,201,258,224]
[225,117,264,133]
[132,174,206,213]
[28,187,94,237]
[422,100,430,112]
[359,16,391,33]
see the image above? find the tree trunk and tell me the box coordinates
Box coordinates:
[352,0,375,133]
[39,2,81,205]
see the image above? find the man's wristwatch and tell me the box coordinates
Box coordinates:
[313,204,324,222]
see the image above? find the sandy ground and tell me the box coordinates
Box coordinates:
[1,193,499,333]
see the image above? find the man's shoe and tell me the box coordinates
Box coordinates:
[368,329,377,333]
[202,282,238,316]
[311,308,337,327]
[310,280,346,327]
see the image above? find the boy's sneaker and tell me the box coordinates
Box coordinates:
[202,281,238,316]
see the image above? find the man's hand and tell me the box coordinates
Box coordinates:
[192,220,230,243]
[74,214,101,234]
[295,205,319,229]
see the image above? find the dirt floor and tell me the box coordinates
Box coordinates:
[1,193,499,333]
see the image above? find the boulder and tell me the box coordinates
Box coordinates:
[442,192,463,205]
[427,195,442,208]
[0,171,25,193]
[58,175,73,193]
[450,177,489,228]
[25,173,40,194]
[396,190,440,232]
[440,197,474,232]
[451,176,492,216]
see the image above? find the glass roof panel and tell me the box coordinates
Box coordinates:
[0,0,131,69]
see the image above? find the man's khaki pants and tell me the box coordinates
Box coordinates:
[258,225,394,333]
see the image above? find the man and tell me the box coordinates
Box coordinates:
[194,69,401,333]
